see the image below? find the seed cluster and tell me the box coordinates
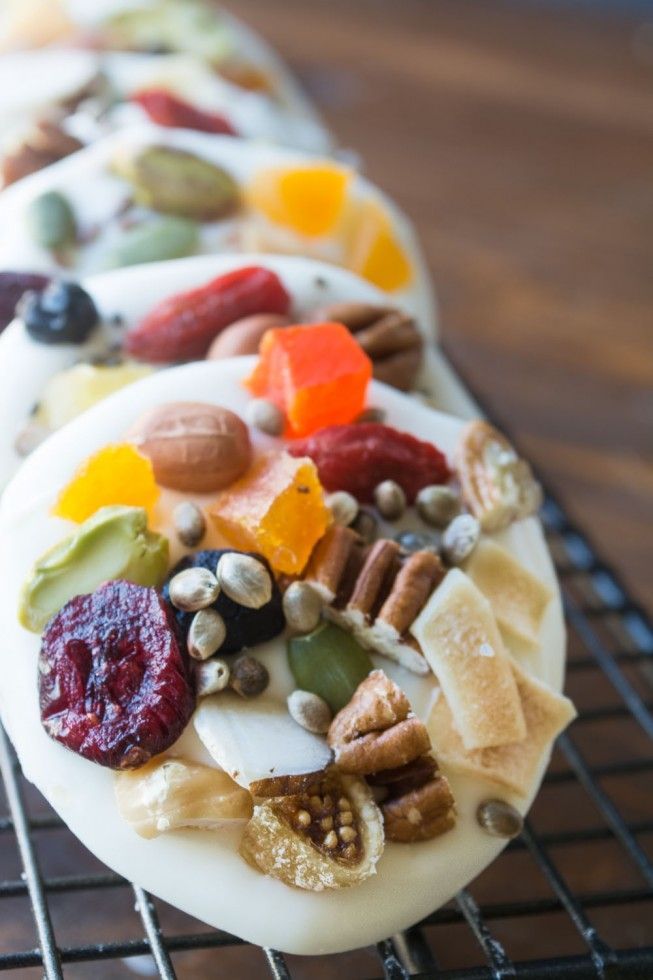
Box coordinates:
[278,781,363,866]
[167,552,272,695]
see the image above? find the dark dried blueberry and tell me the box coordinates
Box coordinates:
[394,530,440,555]
[0,271,50,332]
[39,581,195,770]
[163,549,285,654]
[18,280,99,345]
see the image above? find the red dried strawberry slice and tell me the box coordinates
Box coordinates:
[289,423,450,502]
[38,581,195,770]
[132,89,238,136]
[124,265,291,363]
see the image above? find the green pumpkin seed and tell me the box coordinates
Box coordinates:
[287,622,373,713]
[105,217,200,269]
[113,146,240,221]
[26,191,76,249]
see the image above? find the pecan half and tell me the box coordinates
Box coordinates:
[328,670,430,775]
[303,524,363,603]
[301,531,437,675]
[455,420,543,532]
[311,302,423,391]
[328,671,456,842]
[381,770,455,842]
[2,120,83,187]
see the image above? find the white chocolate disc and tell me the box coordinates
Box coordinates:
[0,50,97,131]
[0,126,434,327]
[0,351,564,954]
[0,48,331,163]
[0,255,434,489]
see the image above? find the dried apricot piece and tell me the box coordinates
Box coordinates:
[245,322,372,438]
[53,443,160,523]
[342,199,413,292]
[247,163,351,237]
[209,451,330,575]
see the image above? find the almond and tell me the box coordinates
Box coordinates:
[207,313,291,359]
[127,401,251,493]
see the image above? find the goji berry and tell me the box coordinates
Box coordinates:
[132,89,237,136]
[289,423,450,502]
[124,266,291,363]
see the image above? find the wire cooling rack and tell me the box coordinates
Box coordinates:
[1,409,652,978]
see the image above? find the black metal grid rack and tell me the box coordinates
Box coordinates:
[1,447,652,978]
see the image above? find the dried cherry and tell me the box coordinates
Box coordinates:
[39,581,194,770]
[289,423,450,503]
[163,550,285,653]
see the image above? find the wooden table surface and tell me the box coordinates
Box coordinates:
[234,0,653,616]
[1,4,652,978]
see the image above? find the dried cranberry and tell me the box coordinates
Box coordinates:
[0,272,50,332]
[39,581,195,770]
[289,423,451,503]
[163,549,285,653]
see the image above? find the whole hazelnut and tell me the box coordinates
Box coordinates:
[207,313,291,359]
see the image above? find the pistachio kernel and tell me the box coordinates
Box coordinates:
[416,485,461,528]
[195,657,230,696]
[246,397,285,437]
[26,190,76,249]
[283,582,323,635]
[168,566,220,611]
[229,655,269,698]
[172,501,206,548]
[287,689,333,735]
[441,513,481,565]
[351,507,378,544]
[477,799,523,839]
[216,552,272,609]
[373,480,407,521]
[325,490,359,527]
[187,609,227,661]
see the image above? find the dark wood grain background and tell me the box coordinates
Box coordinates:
[1,3,651,977]
[234,0,653,616]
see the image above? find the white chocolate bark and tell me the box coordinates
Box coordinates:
[0,344,565,954]
[0,255,432,489]
[0,126,434,326]
[0,49,332,165]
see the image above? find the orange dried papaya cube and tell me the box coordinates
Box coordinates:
[53,443,160,523]
[342,198,413,292]
[245,322,372,438]
[210,451,330,575]
[247,162,351,237]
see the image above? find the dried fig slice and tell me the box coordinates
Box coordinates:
[239,769,384,891]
